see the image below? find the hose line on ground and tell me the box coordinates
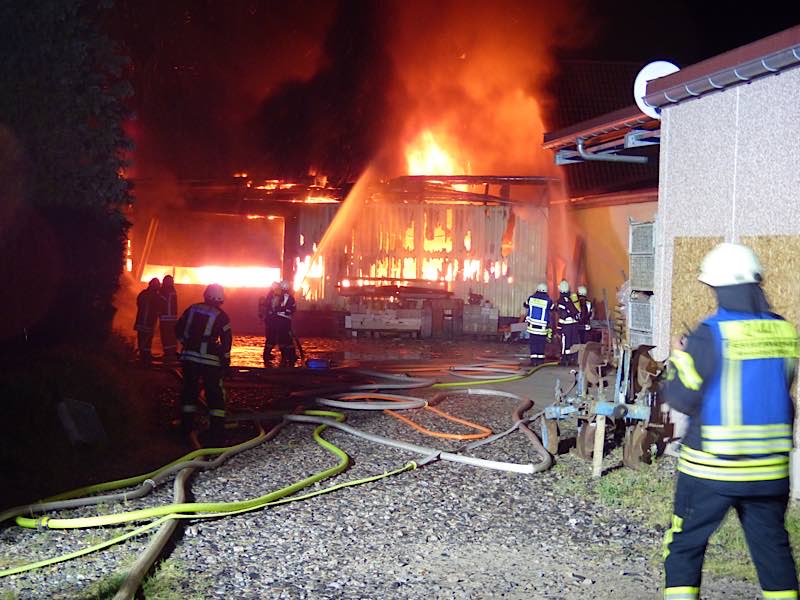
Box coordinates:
[317,392,493,441]
[14,411,350,530]
[0,424,277,525]
[432,361,559,388]
[286,412,535,474]
[1,457,416,579]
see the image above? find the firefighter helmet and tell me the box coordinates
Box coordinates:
[162,275,174,287]
[536,282,548,293]
[558,280,569,293]
[204,283,225,305]
[148,277,160,290]
[577,285,587,296]
[698,243,763,287]
[280,280,291,291]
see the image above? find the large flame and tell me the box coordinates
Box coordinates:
[141,265,281,288]
[406,130,463,176]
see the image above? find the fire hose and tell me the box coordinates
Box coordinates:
[1,359,557,590]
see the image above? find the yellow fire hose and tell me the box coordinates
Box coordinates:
[1,361,559,585]
[1,410,417,578]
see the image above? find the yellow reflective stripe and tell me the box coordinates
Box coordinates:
[663,514,684,561]
[703,439,793,455]
[209,409,226,417]
[678,458,789,481]
[702,424,792,439]
[719,320,799,360]
[531,298,549,309]
[669,351,703,391]
[180,351,221,366]
[763,591,798,599]
[681,446,789,467]
[720,357,741,426]
[664,586,699,599]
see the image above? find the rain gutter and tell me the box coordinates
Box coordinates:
[644,25,800,112]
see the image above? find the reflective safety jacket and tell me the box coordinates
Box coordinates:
[159,287,178,321]
[134,288,161,332]
[556,292,579,326]
[175,302,232,367]
[577,295,593,331]
[524,291,553,335]
[666,309,798,482]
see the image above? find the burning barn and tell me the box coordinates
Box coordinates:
[128,171,555,337]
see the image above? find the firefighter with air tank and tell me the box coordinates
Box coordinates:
[522,282,554,365]
[175,283,232,445]
[556,279,581,365]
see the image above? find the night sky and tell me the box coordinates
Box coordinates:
[110,1,800,183]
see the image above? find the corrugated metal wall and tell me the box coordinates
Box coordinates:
[295,200,548,317]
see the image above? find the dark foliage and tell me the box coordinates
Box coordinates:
[0,0,133,344]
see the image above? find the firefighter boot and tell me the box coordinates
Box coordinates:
[263,345,275,367]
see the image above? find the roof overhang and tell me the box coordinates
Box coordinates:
[542,106,660,165]
[542,25,800,166]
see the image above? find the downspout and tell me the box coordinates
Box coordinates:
[576,137,648,164]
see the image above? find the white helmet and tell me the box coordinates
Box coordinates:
[558,279,569,293]
[280,280,291,291]
[698,243,763,287]
[536,282,548,293]
[204,283,225,305]
[578,285,587,296]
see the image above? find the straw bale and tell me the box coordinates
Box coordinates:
[669,236,722,343]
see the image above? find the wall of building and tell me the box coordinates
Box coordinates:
[652,66,800,360]
[570,200,657,312]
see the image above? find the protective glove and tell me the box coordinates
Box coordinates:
[546,328,553,342]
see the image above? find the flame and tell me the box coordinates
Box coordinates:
[140,265,281,288]
[406,130,462,176]
[294,254,324,297]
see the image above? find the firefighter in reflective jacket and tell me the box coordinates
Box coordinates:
[274,280,297,367]
[175,283,232,443]
[523,282,553,365]
[576,285,593,344]
[556,280,581,366]
[158,274,179,362]
[661,243,798,600]
[134,277,161,365]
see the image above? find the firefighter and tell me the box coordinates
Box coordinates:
[134,277,161,365]
[661,242,798,599]
[175,283,233,444]
[555,279,581,366]
[522,282,553,365]
[260,281,280,366]
[158,274,179,362]
[274,280,297,367]
[576,285,593,344]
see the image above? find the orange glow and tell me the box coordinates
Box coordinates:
[294,254,324,297]
[302,195,339,204]
[126,239,133,272]
[406,130,464,176]
[140,264,280,288]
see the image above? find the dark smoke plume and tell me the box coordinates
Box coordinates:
[251,1,402,183]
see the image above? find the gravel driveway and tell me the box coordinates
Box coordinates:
[0,344,764,599]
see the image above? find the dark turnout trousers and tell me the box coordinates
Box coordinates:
[663,471,798,599]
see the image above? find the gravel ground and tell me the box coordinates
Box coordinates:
[0,343,764,599]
